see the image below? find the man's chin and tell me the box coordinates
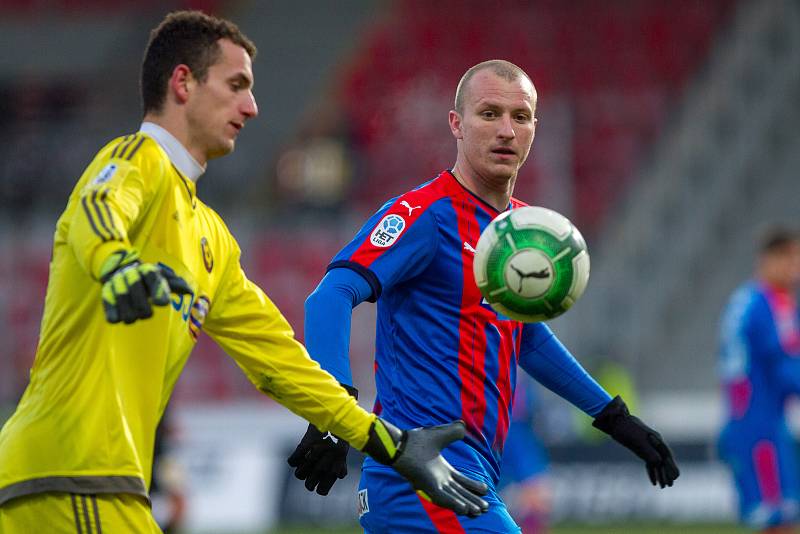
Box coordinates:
[207,142,235,161]
[485,163,516,182]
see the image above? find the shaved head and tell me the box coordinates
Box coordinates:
[454,60,535,115]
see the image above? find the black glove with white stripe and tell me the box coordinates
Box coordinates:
[287,384,358,495]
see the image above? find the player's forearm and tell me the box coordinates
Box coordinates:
[520,334,611,417]
[209,292,375,448]
[230,332,375,448]
[68,199,134,279]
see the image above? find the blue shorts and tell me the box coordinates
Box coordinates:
[357,465,520,533]
[718,427,800,528]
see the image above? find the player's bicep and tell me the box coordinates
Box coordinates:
[68,158,157,278]
[203,258,375,447]
[205,263,303,384]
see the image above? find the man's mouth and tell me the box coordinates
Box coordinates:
[491,147,516,156]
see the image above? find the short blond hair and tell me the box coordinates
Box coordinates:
[454,60,533,114]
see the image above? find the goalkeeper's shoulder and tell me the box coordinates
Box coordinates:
[105,133,166,174]
[78,133,168,191]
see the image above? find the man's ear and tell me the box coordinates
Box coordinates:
[169,64,194,104]
[449,110,463,140]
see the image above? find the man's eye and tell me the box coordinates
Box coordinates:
[481,111,495,119]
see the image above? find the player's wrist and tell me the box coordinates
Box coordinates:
[591,395,629,435]
[361,418,405,465]
[93,246,138,281]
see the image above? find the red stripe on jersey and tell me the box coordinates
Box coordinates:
[349,173,451,268]
[492,321,517,450]
[510,197,528,209]
[373,360,383,415]
[418,495,466,533]
[764,287,800,354]
[452,194,488,438]
[753,440,783,504]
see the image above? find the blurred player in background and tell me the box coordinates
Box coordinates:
[149,408,186,533]
[288,59,679,533]
[498,376,551,534]
[718,226,800,533]
[0,11,490,533]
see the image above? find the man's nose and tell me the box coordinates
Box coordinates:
[242,92,258,119]
[497,115,515,139]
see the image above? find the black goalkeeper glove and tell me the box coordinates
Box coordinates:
[99,249,192,324]
[592,396,680,488]
[287,384,358,495]
[362,418,489,517]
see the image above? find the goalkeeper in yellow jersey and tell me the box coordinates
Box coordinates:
[0,10,488,533]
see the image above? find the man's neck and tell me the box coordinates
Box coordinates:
[140,119,206,182]
[451,163,514,212]
[142,112,206,167]
[757,270,793,293]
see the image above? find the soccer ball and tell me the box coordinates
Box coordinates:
[473,206,590,322]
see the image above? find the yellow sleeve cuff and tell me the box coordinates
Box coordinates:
[89,241,133,280]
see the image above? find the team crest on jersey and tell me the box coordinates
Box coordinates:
[357,489,369,517]
[370,214,406,248]
[200,237,214,273]
[91,163,118,186]
[188,295,211,341]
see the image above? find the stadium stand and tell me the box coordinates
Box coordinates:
[0,0,736,404]
[565,0,800,393]
[337,0,733,230]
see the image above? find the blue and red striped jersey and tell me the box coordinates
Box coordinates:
[719,281,800,432]
[326,170,609,481]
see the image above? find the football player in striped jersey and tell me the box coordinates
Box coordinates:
[291,60,679,533]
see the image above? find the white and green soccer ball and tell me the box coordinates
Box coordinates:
[473,206,590,322]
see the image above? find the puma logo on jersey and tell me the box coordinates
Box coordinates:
[463,241,476,254]
[400,200,421,216]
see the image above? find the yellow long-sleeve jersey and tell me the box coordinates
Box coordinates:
[0,132,375,506]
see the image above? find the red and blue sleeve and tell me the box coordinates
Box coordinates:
[518,322,612,417]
